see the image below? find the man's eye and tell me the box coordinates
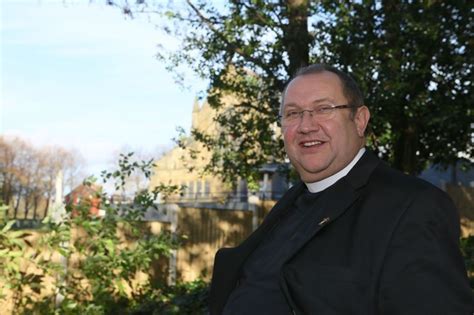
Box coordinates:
[316,106,334,114]
[285,111,300,119]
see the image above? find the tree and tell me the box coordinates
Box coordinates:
[0,136,85,219]
[0,137,17,207]
[314,1,473,174]
[110,0,472,178]
[108,146,166,199]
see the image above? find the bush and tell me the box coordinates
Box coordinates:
[0,153,192,314]
[126,279,209,315]
[460,235,474,289]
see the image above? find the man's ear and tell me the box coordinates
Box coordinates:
[354,106,370,137]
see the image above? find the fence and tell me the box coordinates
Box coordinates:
[144,200,275,283]
[5,184,472,287]
[447,184,474,237]
[163,185,473,282]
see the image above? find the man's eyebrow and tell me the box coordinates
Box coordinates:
[311,97,334,104]
[283,98,335,108]
[282,102,300,109]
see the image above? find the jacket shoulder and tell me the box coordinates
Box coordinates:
[369,161,452,201]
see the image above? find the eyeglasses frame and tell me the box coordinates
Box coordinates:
[278,104,360,126]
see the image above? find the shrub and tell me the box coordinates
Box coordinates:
[124,279,209,315]
[0,153,188,314]
[460,235,474,289]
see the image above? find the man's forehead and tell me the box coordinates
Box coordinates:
[284,72,345,101]
[288,71,342,89]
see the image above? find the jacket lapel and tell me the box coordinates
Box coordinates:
[282,176,360,260]
[283,150,381,261]
[232,181,306,258]
[209,181,306,315]
[279,151,381,314]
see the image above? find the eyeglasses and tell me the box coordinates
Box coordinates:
[278,104,358,126]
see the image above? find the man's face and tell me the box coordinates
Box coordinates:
[281,71,370,182]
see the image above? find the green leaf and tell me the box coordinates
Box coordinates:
[1,220,16,233]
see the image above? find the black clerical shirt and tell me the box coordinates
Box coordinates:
[222,189,324,315]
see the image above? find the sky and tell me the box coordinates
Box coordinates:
[1,0,208,178]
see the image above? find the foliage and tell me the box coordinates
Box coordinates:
[107,147,167,199]
[460,235,474,289]
[127,279,209,315]
[101,152,185,202]
[315,1,473,174]
[0,209,40,311]
[109,0,472,178]
[0,153,189,314]
[151,279,209,315]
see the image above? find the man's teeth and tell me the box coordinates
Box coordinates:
[303,141,322,147]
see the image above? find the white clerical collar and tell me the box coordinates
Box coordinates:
[305,148,366,193]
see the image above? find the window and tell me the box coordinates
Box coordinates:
[196,181,202,197]
[204,181,210,197]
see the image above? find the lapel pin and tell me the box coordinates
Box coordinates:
[318,217,330,226]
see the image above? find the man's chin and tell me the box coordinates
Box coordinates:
[298,167,328,183]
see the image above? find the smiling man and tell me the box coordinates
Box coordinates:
[209,64,473,314]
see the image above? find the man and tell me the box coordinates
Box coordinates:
[209,64,473,314]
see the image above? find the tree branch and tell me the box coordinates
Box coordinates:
[185,0,279,80]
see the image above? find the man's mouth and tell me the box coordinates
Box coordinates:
[301,140,323,147]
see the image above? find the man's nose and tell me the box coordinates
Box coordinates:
[297,110,320,133]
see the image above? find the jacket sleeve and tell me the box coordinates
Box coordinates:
[378,187,474,315]
[209,247,240,315]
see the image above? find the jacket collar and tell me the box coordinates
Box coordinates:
[239,150,380,256]
[305,147,366,193]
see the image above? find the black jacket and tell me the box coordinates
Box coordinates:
[209,151,474,314]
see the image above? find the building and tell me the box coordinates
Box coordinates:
[149,97,288,205]
[65,184,102,217]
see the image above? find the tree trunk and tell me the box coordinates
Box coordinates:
[381,1,421,175]
[393,123,419,175]
[1,181,11,216]
[32,194,38,220]
[283,0,310,77]
[24,194,31,220]
[43,198,50,218]
[1,175,14,205]
[13,187,22,219]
